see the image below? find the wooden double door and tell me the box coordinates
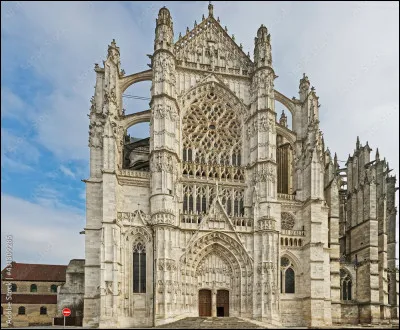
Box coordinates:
[198,289,229,317]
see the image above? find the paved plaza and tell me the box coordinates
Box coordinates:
[156,317,265,329]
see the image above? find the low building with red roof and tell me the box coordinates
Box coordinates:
[1,261,67,327]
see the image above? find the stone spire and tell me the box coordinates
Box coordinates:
[299,73,310,102]
[254,24,272,68]
[356,136,360,150]
[107,39,120,67]
[157,6,173,28]
[155,7,174,51]
[334,152,339,170]
[375,148,380,160]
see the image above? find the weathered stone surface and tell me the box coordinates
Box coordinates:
[82,4,399,329]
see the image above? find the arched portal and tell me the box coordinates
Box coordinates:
[180,232,253,317]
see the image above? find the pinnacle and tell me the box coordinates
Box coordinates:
[208,1,214,17]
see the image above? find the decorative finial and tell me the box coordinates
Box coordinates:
[311,86,315,92]
[202,14,205,21]
[194,20,197,27]
[279,110,288,127]
[186,26,189,34]
[225,26,228,32]
[334,152,338,164]
[240,43,243,49]
[179,32,182,39]
[247,51,250,57]
[375,148,380,160]
[356,136,360,149]
[232,34,235,41]
[111,39,116,47]
[217,17,220,23]
[208,1,214,17]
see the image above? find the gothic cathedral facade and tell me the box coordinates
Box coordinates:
[83,5,399,328]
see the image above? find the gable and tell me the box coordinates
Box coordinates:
[199,198,237,232]
[174,17,253,75]
[182,193,245,250]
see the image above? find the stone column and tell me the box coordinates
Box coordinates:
[212,289,217,317]
[150,7,179,322]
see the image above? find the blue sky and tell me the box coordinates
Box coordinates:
[1,1,399,267]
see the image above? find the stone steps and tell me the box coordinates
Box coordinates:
[156,317,265,328]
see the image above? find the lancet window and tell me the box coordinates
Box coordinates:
[133,241,146,293]
[340,269,352,301]
[280,256,296,294]
[276,134,293,194]
[182,184,244,218]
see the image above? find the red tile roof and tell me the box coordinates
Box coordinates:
[1,262,67,282]
[1,294,57,304]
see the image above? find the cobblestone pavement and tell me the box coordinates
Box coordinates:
[156,317,265,328]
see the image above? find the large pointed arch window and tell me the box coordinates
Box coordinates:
[182,85,243,181]
[280,257,295,294]
[276,134,293,194]
[133,242,146,293]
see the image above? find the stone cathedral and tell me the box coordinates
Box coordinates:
[83,4,399,328]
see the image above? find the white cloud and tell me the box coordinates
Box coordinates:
[1,155,34,173]
[79,189,86,201]
[2,1,151,161]
[59,165,75,179]
[0,194,85,268]
[1,87,26,120]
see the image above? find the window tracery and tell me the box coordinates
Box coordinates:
[281,212,295,230]
[133,241,146,293]
[340,268,352,301]
[181,184,244,220]
[280,256,295,294]
[182,90,243,179]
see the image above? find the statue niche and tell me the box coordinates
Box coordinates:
[123,135,150,171]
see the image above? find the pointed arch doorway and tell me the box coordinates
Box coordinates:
[198,289,230,317]
[216,289,229,317]
[199,289,211,317]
